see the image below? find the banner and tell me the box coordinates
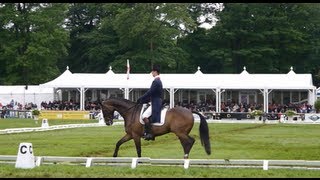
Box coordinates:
[304,113,320,122]
[39,111,90,120]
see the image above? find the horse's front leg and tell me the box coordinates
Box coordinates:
[113,133,132,157]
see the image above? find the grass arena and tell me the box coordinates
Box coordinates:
[0,118,320,178]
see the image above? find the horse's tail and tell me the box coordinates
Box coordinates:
[192,111,211,155]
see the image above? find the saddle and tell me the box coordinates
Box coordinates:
[139,104,168,126]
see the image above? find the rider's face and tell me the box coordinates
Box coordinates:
[151,70,158,77]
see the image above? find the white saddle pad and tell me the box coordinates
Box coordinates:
[139,107,168,126]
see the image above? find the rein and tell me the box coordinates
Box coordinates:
[118,103,140,123]
[126,104,137,111]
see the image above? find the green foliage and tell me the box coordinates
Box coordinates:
[0,3,70,85]
[285,110,297,117]
[314,99,320,112]
[250,110,263,117]
[1,3,320,84]
[111,3,197,73]
[180,3,320,77]
[31,109,40,116]
[60,3,115,73]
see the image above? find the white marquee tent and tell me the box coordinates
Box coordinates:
[39,66,317,113]
[0,85,53,109]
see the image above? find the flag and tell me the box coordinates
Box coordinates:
[126,59,130,80]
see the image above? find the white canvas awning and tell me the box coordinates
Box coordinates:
[37,65,317,111]
[0,85,53,108]
[40,66,316,91]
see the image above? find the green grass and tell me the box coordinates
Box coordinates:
[0,119,320,177]
[1,164,320,178]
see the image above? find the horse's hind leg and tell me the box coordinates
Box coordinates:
[177,134,195,159]
[113,134,132,157]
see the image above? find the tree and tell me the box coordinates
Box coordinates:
[177,3,223,73]
[111,3,197,73]
[1,3,320,85]
[59,3,116,73]
[0,3,69,85]
[180,3,320,76]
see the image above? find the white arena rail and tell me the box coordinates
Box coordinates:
[0,122,124,135]
[0,155,320,170]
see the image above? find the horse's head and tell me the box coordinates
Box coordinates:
[101,101,115,126]
[102,98,137,126]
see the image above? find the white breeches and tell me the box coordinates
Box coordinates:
[142,105,152,118]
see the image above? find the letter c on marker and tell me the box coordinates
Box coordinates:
[20,145,27,154]
[20,145,33,154]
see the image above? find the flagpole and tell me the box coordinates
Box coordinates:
[127,59,130,80]
[125,59,130,99]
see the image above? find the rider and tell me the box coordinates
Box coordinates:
[137,64,163,141]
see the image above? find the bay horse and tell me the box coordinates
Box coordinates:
[101,98,211,159]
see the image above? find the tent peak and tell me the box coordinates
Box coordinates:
[240,66,249,75]
[288,66,296,75]
[106,66,115,75]
[195,66,203,75]
[64,66,72,74]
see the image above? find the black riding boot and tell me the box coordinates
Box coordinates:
[143,117,155,141]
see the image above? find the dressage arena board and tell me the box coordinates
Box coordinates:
[1,155,320,170]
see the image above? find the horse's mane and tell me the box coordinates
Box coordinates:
[106,98,139,119]
[108,97,136,106]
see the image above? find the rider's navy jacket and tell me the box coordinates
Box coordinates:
[138,76,163,123]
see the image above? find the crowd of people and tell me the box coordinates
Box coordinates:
[40,100,101,111]
[175,100,314,114]
[0,99,37,118]
[0,98,315,119]
[0,99,102,118]
[0,99,37,111]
